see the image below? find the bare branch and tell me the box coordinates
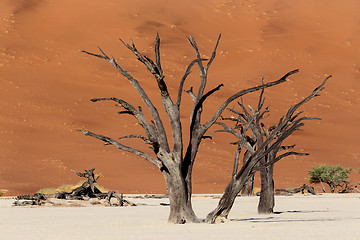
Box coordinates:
[120,36,184,156]
[176,58,207,107]
[257,116,312,159]
[256,151,309,170]
[257,78,266,111]
[202,69,299,134]
[82,48,110,60]
[119,38,156,75]
[190,84,223,130]
[280,145,296,151]
[238,99,252,121]
[214,122,255,154]
[201,84,224,103]
[119,135,153,144]
[187,36,204,73]
[285,75,331,121]
[77,130,162,169]
[117,110,134,115]
[83,48,170,151]
[226,108,248,124]
[185,87,197,102]
[258,106,270,120]
[90,97,158,142]
[155,32,163,76]
[214,122,242,139]
[205,34,221,72]
[187,36,207,100]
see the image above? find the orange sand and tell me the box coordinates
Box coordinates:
[0,0,359,195]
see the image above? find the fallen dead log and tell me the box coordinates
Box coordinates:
[13,200,40,206]
[14,193,48,206]
[275,184,316,195]
[16,193,47,201]
[13,168,136,207]
[101,191,136,206]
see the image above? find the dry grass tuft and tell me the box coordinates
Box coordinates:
[36,188,58,194]
[37,180,108,194]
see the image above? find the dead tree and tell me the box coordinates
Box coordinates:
[70,168,102,197]
[78,34,297,223]
[205,76,330,223]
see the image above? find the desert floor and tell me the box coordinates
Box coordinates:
[1,193,360,240]
[1,0,360,196]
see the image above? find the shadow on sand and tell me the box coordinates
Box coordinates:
[230,210,360,223]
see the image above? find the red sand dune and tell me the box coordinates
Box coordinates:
[0,0,359,196]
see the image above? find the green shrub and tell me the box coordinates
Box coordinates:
[308,165,351,193]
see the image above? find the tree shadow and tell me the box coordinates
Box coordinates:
[273,210,329,214]
[230,215,360,223]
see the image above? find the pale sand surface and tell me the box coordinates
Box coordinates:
[1,0,360,196]
[1,194,359,240]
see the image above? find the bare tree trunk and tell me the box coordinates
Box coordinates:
[319,180,326,193]
[241,172,254,196]
[206,150,256,223]
[258,164,274,214]
[163,168,200,224]
[206,179,240,223]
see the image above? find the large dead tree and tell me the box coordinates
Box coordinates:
[205,76,330,223]
[79,34,298,223]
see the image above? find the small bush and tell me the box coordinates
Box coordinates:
[308,165,351,193]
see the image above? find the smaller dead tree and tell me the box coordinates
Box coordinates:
[70,168,101,197]
[205,76,330,223]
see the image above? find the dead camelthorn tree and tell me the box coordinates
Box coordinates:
[70,168,100,197]
[78,33,298,223]
[205,76,330,223]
